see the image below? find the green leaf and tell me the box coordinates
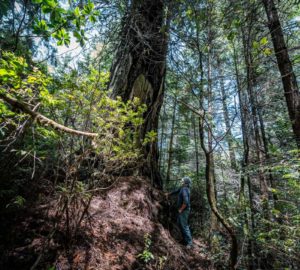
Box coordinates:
[260,37,268,46]
[74,7,80,17]
[227,31,236,41]
[75,18,81,30]
[233,19,241,28]
[50,9,62,23]
[57,39,63,46]
[44,0,57,8]
[0,69,9,76]
[263,48,272,56]
[64,37,71,46]
[186,8,193,19]
[83,0,94,14]
[41,6,52,13]
[6,195,26,208]
[253,41,259,49]
[73,30,81,40]
[89,15,96,23]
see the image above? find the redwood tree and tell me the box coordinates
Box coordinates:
[109,0,170,187]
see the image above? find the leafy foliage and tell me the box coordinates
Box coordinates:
[31,0,100,46]
[0,50,148,243]
[137,233,155,263]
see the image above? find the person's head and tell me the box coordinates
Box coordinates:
[181,176,191,187]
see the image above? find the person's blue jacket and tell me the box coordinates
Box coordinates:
[170,186,191,211]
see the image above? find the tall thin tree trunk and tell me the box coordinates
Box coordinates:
[192,114,200,179]
[158,108,166,173]
[242,15,269,204]
[166,97,177,184]
[233,41,256,270]
[257,101,279,208]
[199,2,238,267]
[262,0,300,148]
[199,142,238,269]
[206,28,218,234]
[218,60,237,170]
[241,4,268,258]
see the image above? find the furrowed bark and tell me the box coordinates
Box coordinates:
[108,0,170,188]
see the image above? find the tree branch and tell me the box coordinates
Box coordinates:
[0,93,98,138]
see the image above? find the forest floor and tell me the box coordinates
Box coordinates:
[1,176,212,270]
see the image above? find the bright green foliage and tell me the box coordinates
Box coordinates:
[0,51,147,164]
[137,233,155,263]
[137,233,167,267]
[6,195,26,209]
[0,51,52,96]
[0,51,54,134]
[32,0,100,46]
[51,67,147,163]
[252,36,273,58]
[0,50,149,229]
[143,130,158,146]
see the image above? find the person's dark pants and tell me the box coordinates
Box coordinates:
[177,209,192,245]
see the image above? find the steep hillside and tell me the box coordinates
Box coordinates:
[1,176,211,270]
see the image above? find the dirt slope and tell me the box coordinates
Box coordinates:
[2,176,211,270]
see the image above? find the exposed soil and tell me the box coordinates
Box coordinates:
[1,176,212,270]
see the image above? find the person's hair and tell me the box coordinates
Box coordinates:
[182,176,191,187]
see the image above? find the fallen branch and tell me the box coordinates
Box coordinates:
[0,93,98,138]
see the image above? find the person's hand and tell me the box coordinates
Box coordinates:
[164,192,169,199]
[178,209,183,213]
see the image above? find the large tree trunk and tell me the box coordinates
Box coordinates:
[109,0,170,188]
[262,0,300,148]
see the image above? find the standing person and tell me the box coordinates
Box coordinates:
[167,176,193,249]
